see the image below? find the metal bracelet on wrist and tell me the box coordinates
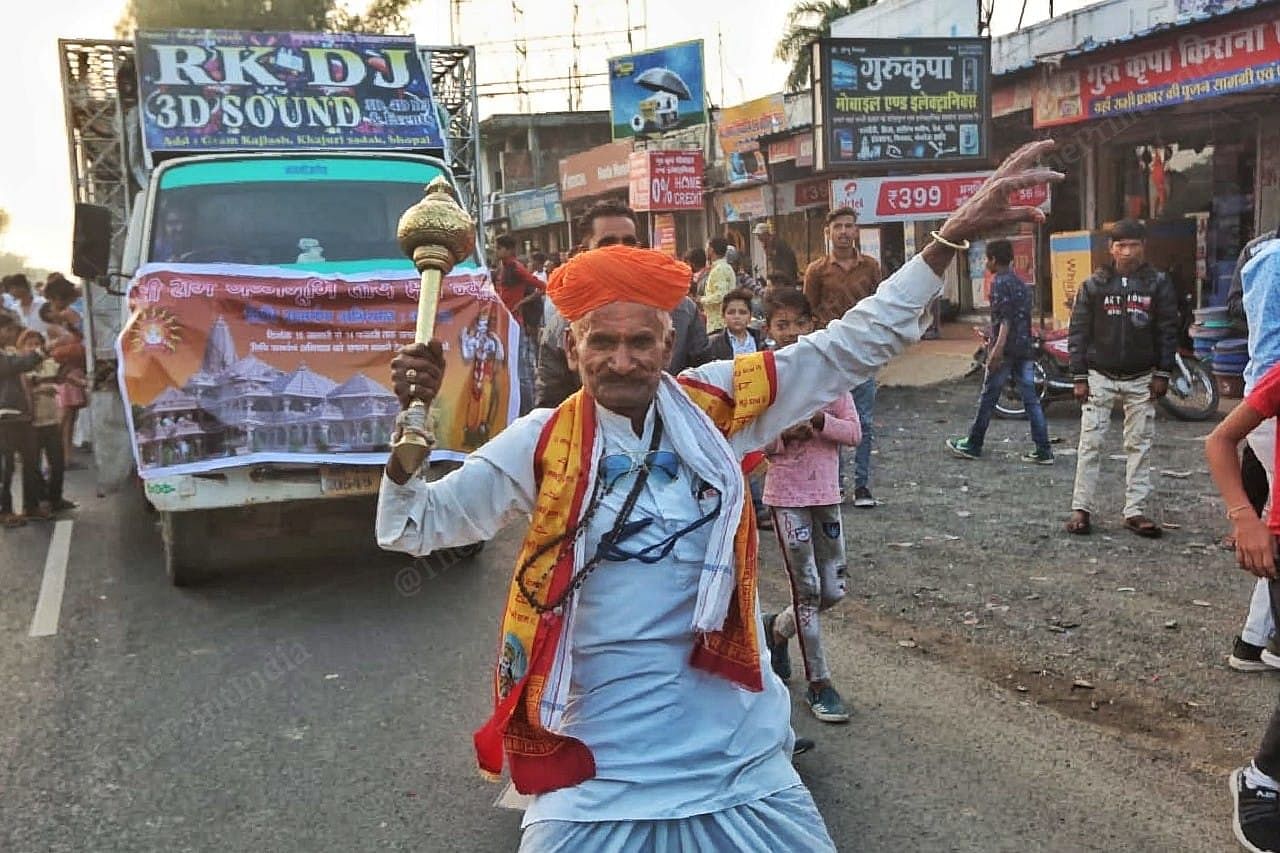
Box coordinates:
[393,408,436,450]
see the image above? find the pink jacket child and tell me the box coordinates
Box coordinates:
[760,389,861,719]
[762,392,861,508]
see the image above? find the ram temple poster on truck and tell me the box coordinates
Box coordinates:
[117,264,518,478]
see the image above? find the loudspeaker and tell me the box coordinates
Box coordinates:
[72,203,112,279]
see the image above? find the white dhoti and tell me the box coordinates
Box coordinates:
[518,784,836,852]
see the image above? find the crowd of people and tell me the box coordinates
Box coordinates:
[943,209,1280,851]
[480,195,1210,744]
[396,137,1280,850]
[495,200,888,510]
[379,142,1065,851]
[0,272,86,528]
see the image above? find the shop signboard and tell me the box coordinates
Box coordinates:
[794,178,829,209]
[628,150,704,212]
[814,37,990,169]
[992,78,1033,117]
[720,185,771,222]
[717,94,786,185]
[1049,231,1109,327]
[135,30,442,154]
[608,40,707,140]
[766,134,815,168]
[829,171,1049,224]
[558,140,633,202]
[1033,9,1280,127]
[775,179,830,216]
[768,136,798,163]
[653,213,678,255]
[506,185,565,231]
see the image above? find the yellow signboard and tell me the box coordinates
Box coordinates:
[1049,230,1108,327]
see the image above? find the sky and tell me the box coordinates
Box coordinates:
[3,0,1085,271]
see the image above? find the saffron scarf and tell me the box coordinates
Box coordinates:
[473,351,778,795]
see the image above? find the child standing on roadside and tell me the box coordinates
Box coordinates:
[760,289,861,724]
[21,330,74,513]
[0,317,47,527]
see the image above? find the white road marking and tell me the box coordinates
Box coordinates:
[29,520,73,638]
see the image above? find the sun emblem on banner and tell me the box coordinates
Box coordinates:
[129,307,182,353]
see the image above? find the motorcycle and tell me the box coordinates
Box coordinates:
[969,325,1219,421]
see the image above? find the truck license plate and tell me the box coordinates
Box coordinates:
[319,466,382,497]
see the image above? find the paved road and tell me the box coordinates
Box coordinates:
[0,459,1234,852]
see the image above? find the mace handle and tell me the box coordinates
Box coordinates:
[392,267,444,474]
[415,267,443,343]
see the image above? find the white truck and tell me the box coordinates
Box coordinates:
[60,31,491,584]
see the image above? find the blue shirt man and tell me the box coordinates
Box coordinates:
[991,268,1034,360]
[946,239,1053,464]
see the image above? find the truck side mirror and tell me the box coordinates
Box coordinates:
[72,203,112,279]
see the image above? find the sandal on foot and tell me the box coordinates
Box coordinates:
[1124,515,1162,538]
[1065,511,1091,535]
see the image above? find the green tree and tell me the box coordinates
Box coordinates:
[117,0,414,36]
[775,0,876,93]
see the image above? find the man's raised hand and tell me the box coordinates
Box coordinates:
[391,340,446,411]
[938,140,1064,245]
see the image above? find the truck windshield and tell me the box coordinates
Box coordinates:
[149,157,446,271]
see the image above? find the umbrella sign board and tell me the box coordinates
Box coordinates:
[608,40,707,140]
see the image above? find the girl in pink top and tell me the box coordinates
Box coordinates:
[760,289,861,724]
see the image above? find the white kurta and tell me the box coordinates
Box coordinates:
[376,254,943,828]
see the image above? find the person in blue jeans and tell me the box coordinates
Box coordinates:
[946,239,1054,465]
[848,379,876,506]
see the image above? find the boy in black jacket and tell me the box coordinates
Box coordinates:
[1065,219,1179,538]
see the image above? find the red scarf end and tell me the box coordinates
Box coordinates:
[508,736,596,795]
[474,720,507,779]
[690,642,763,692]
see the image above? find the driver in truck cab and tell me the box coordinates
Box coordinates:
[154,205,192,262]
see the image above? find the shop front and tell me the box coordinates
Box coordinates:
[1024,3,1280,312]
[558,139,633,247]
[760,128,830,275]
[504,184,568,255]
[628,149,706,256]
[713,184,773,278]
[772,177,830,273]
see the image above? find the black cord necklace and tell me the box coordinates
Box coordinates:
[515,414,664,615]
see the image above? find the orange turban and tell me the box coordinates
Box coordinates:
[546,244,690,322]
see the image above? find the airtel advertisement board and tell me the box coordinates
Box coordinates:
[829,171,1049,224]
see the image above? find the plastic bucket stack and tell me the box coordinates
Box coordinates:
[1190,306,1236,362]
[1212,337,1248,398]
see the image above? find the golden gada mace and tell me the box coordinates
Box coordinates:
[392,176,476,473]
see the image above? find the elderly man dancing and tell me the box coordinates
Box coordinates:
[376,141,1061,852]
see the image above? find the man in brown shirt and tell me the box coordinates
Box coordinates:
[803,206,883,507]
[803,208,882,327]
